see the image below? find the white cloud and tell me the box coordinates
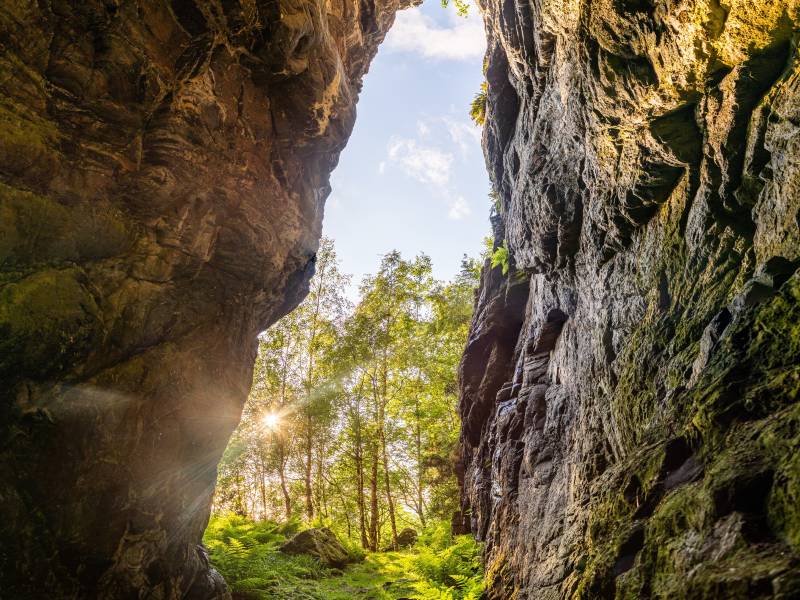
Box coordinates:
[385,8,486,61]
[443,117,481,155]
[448,196,472,220]
[413,115,481,157]
[387,137,454,187]
[383,115,479,221]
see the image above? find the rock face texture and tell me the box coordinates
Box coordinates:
[460,1,800,598]
[0,0,409,597]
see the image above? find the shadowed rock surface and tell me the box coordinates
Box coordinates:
[459,1,800,598]
[0,0,411,597]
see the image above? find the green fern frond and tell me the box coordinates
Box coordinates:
[491,241,510,275]
[470,82,488,126]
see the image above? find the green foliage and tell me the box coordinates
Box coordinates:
[205,515,485,600]
[213,240,479,556]
[441,0,470,17]
[490,240,510,275]
[204,514,333,598]
[469,82,487,126]
[408,522,484,600]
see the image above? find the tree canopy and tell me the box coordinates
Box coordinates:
[213,239,480,552]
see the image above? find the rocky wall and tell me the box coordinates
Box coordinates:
[460,1,800,598]
[0,0,411,596]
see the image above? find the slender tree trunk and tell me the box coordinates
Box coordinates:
[415,394,426,527]
[353,396,368,549]
[379,355,399,550]
[317,443,328,518]
[304,419,314,519]
[380,422,398,549]
[302,260,326,521]
[342,496,352,538]
[278,443,292,520]
[277,331,292,520]
[259,451,268,521]
[369,442,379,551]
[356,440,368,549]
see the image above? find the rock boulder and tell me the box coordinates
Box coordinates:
[280,528,357,568]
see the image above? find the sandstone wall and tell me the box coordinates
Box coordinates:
[460,1,800,598]
[0,0,411,596]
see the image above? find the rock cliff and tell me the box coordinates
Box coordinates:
[460,1,800,598]
[0,0,410,596]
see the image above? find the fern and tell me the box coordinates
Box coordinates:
[470,81,488,126]
[491,241,510,275]
[409,524,485,600]
[204,514,485,599]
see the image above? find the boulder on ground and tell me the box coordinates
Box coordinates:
[280,527,356,568]
[382,527,418,551]
[396,528,418,548]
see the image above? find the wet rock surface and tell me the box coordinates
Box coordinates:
[461,1,800,598]
[0,0,411,597]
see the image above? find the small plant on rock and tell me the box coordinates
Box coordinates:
[491,240,510,275]
[470,82,488,126]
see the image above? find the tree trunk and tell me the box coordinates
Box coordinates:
[277,329,293,520]
[278,442,292,520]
[259,450,268,521]
[379,355,398,550]
[316,441,328,518]
[380,421,398,550]
[301,268,326,521]
[353,398,369,549]
[356,442,368,549]
[415,395,426,527]
[304,420,314,520]
[369,444,379,551]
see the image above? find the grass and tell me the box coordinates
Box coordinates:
[204,514,485,599]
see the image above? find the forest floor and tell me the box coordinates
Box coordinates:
[204,514,484,600]
[279,552,421,599]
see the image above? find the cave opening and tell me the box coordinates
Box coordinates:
[202,2,494,597]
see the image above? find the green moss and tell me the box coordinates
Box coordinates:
[573,266,800,596]
[0,268,102,380]
[0,95,60,177]
[0,182,132,269]
[763,404,800,553]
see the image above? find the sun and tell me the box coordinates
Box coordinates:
[261,412,281,430]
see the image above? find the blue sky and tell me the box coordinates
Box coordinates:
[323,1,490,297]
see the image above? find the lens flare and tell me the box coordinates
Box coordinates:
[262,412,280,430]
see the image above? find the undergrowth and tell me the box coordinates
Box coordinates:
[204,514,485,600]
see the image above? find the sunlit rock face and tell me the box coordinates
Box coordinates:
[0,0,410,596]
[460,1,800,597]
